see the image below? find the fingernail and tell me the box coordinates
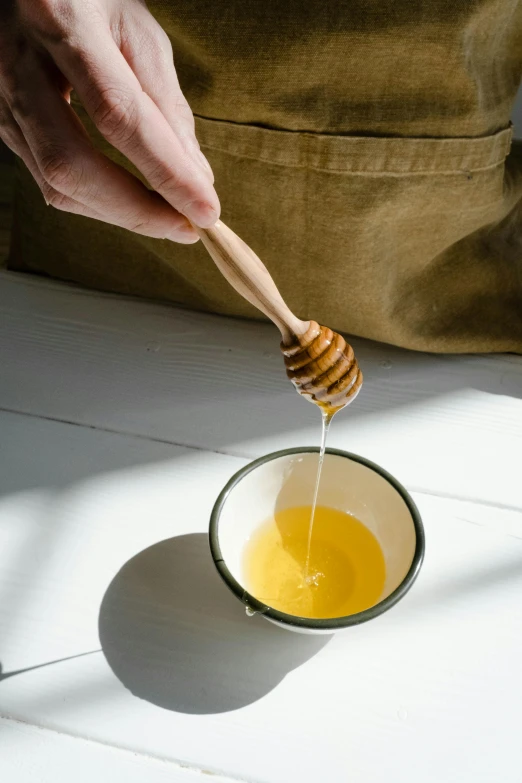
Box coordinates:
[167,217,199,243]
[169,230,199,244]
[185,200,219,228]
[175,233,200,244]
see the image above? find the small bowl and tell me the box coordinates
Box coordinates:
[209,448,424,634]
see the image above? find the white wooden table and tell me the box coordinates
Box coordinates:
[0,269,521,783]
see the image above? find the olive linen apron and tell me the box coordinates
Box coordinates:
[8,1,522,352]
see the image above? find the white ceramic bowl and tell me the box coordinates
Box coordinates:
[209,448,424,634]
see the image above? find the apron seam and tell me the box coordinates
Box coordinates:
[198,142,509,176]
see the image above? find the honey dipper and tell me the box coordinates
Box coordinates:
[195,220,363,413]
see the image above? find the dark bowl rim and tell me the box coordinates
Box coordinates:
[209,447,425,630]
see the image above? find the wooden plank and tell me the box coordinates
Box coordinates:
[1,410,521,783]
[0,410,244,668]
[1,271,521,509]
[0,718,239,782]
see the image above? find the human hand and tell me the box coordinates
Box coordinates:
[0,0,219,243]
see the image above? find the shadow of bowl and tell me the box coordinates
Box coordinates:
[99,533,331,714]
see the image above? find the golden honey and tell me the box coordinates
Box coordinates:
[243,504,386,619]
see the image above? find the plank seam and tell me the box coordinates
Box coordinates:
[0,714,256,783]
[1,406,521,512]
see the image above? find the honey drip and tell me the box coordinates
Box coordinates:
[304,408,334,583]
[243,325,375,618]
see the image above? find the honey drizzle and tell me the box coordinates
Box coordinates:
[304,407,336,583]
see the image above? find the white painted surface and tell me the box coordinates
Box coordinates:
[1,272,522,509]
[1,271,522,782]
[0,718,237,783]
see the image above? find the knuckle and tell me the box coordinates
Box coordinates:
[153,161,202,208]
[0,130,19,155]
[0,125,18,152]
[39,146,82,195]
[8,87,32,124]
[174,100,195,131]
[43,184,69,210]
[135,20,172,61]
[20,0,99,48]
[152,167,184,196]
[126,215,153,234]
[91,87,139,146]
[1,42,33,112]
[0,104,17,141]
[21,0,71,43]
[154,26,173,58]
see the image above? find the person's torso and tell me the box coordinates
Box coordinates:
[155,0,522,138]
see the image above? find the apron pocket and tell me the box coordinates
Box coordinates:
[194,115,520,352]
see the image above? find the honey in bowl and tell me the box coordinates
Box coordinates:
[243,504,386,619]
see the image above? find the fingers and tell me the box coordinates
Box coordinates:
[45,24,220,227]
[0,92,87,215]
[0,93,25,156]
[4,51,200,243]
[116,6,214,183]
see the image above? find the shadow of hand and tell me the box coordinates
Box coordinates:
[99,533,331,714]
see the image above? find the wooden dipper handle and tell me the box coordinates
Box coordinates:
[195,219,363,413]
[194,220,309,345]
